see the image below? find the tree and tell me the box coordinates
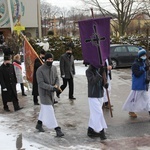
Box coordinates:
[81,0,148,36]
[40,1,60,36]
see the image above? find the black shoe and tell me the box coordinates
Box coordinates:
[15,107,23,111]
[22,93,27,96]
[99,129,107,140]
[4,108,10,112]
[69,97,76,100]
[34,102,40,105]
[87,127,100,137]
[56,92,60,98]
[149,111,150,115]
[55,127,64,137]
[36,124,45,132]
[54,100,58,104]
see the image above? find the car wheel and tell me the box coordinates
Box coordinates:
[111,59,117,69]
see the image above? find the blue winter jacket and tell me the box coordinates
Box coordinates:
[132,58,147,90]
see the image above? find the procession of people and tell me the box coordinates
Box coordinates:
[0,42,150,141]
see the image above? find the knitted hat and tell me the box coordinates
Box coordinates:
[44,53,53,61]
[138,48,146,58]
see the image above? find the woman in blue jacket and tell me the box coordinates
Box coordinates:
[123,48,150,117]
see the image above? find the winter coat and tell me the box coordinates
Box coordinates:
[132,58,147,90]
[36,63,59,105]
[32,58,44,96]
[0,63,18,102]
[60,53,75,79]
[13,60,23,83]
[86,65,104,98]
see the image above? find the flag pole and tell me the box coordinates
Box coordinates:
[21,32,62,92]
[90,8,113,117]
[21,32,43,64]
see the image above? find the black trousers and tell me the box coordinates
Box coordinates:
[60,77,74,98]
[2,93,19,110]
[33,95,38,103]
[20,83,25,95]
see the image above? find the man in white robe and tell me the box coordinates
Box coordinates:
[86,64,108,140]
[35,53,64,137]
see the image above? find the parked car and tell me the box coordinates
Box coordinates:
[110,44,139,68]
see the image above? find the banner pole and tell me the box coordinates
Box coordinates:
[90,9,113,117]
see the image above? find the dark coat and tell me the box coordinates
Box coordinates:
[86,65,104,98]
[60,53,75,79]
[0,63,18,102]
[32,58,43,96]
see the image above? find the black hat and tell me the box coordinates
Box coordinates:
[4,55,11,61]
[40,49,46,55]
[3,47,13,55]
[45,53,53,61]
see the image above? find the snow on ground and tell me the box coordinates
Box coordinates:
[0,59,88,150]
[0,128,52,150]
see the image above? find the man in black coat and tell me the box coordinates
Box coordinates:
[57,46,76,100]
[0,55,22,111]
[32,49,45,105]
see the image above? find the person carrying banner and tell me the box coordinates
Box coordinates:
[0,47,23,112]
[122,48,150,117]
[86,64,108,140]
[32,49,45,105]
[35,52,64,137]
[13,54,27,96]
[56,45,76,100]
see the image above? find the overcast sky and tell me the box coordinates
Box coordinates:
[45,0,84,8]
[44,0,111,10]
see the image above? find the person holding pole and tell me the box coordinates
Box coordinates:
[35,52,64,137]
[32,49,45,105]
[86,64,108,140]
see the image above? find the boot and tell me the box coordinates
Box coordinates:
[55,127,64,137]
[99,129,107,140]
[36,120,45,132]
[54,99,58,104]
[87,127,100,137]
[56,91,61,98]
[129,112,137,118]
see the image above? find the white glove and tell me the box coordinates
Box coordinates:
[62,75,65,78]
[3,88,7,91]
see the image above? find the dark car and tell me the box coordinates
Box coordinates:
[110,44,139,68]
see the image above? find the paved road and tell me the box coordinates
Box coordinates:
[0,65,150,150]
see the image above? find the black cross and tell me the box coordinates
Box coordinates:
[85,24,105,65]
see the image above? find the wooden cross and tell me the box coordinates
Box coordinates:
[85,24,105,65]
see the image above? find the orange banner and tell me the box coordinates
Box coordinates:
[23,36,39,83]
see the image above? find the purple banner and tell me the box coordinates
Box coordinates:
[78,17,111,68]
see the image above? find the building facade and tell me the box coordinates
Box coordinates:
[0,0,41,39]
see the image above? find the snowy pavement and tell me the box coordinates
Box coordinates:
[0,61,150,150]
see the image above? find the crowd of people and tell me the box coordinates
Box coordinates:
[0,44,150,139]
